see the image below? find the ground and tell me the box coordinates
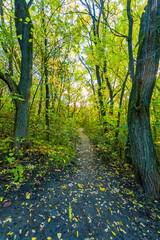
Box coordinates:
[0,128,160,240]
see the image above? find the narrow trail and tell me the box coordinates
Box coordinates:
[0,129,160,240]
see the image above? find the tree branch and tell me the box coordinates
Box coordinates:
[28,0,33,8]
[0,71,19,94]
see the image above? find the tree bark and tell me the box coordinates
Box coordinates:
[115,71,129,143]
[127,0,134,84]
[128,0,160,198]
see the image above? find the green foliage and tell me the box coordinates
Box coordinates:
[10,165,24,183]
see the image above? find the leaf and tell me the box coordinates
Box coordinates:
[0,197,3,202]
[112,231,116,236]
[69,204,72,220]
[5,216,12,223]
[97,177,102,180]
[47,237,52,240]
[138,204,143,208]
[57,233,62,239]
[119,227,126,233]
[7,232,13,235]
[3,201,12,207]
[26,192,31,199]
[31,238,37,240]
[25,17,30,22]
[78,183,83,188]
[99,186,106,191]
[17,34,22,40]
[48,217,51,223]
[62,185,67,189]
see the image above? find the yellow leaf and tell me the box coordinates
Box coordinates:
[57,233,62,239]
[69,204,72,220]
[99,187,106,191]
[119,227,127,234]
[112,231,116,236]
[62,185,67,189]
[78,183,83,188]
[47,237,52,240]
[7,232,13,236]
[0,197,3,202]
[26,192,31,199]
[48,217,51,223]
[77,231,79,237]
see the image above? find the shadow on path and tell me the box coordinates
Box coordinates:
[0,128,160,240]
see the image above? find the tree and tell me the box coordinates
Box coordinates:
[0,0,33,151]
[128,0,160,198]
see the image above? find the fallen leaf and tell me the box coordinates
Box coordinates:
[78,183,83,188]
[7,232,13,235]
[26,192,31,199]
[3,201,12,207]
[69,204,72,220]
[57,233,62,239]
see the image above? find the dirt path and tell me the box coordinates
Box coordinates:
[0,129,160,240]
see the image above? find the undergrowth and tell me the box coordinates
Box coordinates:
[0,111,79,184]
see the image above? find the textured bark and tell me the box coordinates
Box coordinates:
[115,71,129,143]
[127,0,134,84]
[96,65,105,118]
[42,0,50,140]
[103,61,113,114]
[14,0,33,150]
[128,0,160,198]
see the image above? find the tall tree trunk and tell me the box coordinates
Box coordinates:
[38,75,43,116]
[14,0,33,150]
[128,0,160,198]
[115,71,129,144]
[103,61,113,114]
[96,65,105,118]
[42,0,50,140]
[127,0,134,84]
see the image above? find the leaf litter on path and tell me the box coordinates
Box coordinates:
[0,128,160,239]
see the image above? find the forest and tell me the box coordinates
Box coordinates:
[0,0,160,239]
